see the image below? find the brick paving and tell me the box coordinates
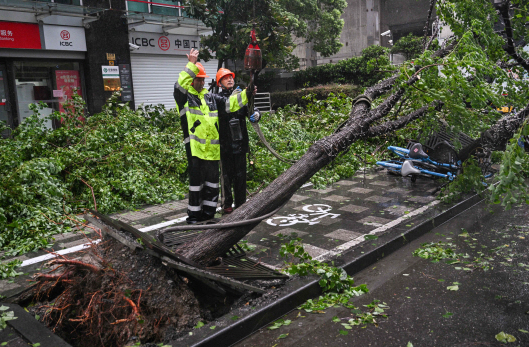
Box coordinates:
[0,169,446,298]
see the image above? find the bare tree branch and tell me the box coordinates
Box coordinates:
[423,0,437,50]
[496,0,529,73]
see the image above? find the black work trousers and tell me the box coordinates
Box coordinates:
[187,156,219,221]
[220,151,247,209]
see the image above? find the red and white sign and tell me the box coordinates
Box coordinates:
[129,32,202,55]
[43,25,86,51]
[60,30,70,40]
[0,22,41,49]
[158,36,170,51]
[55,70,82,114]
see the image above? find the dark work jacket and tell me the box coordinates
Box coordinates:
[213,88,256,155]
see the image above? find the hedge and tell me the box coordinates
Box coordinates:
[293,45,393,88]
[270,84,361,109]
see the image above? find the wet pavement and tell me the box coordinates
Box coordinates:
[0,167,495,347]
[234,200,529,347]
[0,167,446,300]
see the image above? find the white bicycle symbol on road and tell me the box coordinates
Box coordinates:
[266,204,340,227]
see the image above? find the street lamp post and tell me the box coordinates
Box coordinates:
[381,30,393,64]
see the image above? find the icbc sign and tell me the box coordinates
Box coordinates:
[60,30,70,40]
[43,25,86,51]
[60,29,72,46]
[158,36,170,51]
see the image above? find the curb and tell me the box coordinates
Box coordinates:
[180,192,485,347]
[0,304,71,347]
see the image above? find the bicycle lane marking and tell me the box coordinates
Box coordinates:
[313,200,441,262]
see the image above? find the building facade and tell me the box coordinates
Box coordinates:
[293,0,434,68]
[0,0,217,134]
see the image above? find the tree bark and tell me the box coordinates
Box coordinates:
[175,71,426,265]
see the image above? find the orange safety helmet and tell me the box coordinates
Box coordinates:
[216,68,235,86]
[195,63,209,78]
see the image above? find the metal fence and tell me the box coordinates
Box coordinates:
[254,92,272,113]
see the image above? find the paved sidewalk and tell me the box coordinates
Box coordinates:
[234,200,529,347]
[0,167,474,347]
[0,169,448,300]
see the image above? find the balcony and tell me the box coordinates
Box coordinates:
[0,0,105,26]
[125,0,211,35]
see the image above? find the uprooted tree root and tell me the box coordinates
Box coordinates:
[17,236,230,347]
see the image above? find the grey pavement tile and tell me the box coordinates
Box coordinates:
[142,205,173,215]
[165,213,187,221]
[408,195,436,204]
[364,195,392,203]
[357,215,393,226]
[322,195,349,202]
[384,205,412,216]
[324,228,363,241]
[302,244,330,258]
[50,232,78,242]
[339,204,370,213]
[369,180,393,186]
[425,187,439,194]
[307,187,335,194]
[160,201,187,211]
[271,228,308,238]
[348,187,374,194]
[118,211,152,221]
[292,204,337,213]
[60,238,90,249]
[335,180,357,186]
[387,187,412,193]
[318,216,342,226]
[354,173,377,180]
[112,214,132,222]
[0,281,22,294]
[4,255,29,263]
[290,194,310,202]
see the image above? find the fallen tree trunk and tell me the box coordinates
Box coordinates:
[175,20,529,265]
[174,51,446,265]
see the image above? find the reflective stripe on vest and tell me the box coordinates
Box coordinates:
[184,67,196,79]
[203,200,217,207]
[188,204,202,212]
[226,89,248,113]
[189,185,202,192]
[204,181,219,188]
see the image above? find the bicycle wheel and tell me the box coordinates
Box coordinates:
[302,204,332,213]
[266,216,298,227]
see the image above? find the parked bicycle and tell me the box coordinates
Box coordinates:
[376,141,494,183]
[376,142,462,182]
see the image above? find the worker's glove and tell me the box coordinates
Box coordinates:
[250,111,261,123]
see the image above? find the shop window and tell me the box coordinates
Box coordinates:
[127,0,188,17]
[14,61,83,129]
[152,0,180,16]
[127,0,148,13]
[37,0,82,5]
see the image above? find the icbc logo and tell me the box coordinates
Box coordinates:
[60,30,70,40]
[158,36,170,51]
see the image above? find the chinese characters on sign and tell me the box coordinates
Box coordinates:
[119,64,133,102]
[128,33,202,55]
[55,70,82,113]
[102,66,121,92]
[0,22,41,49]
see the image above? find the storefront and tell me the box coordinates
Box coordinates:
[0,21,87,131]
[129,31,218,109]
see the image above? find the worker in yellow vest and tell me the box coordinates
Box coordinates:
[173,48,252,224]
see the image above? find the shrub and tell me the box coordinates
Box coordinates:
[293,46,393,88]
[270,84,361,109]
